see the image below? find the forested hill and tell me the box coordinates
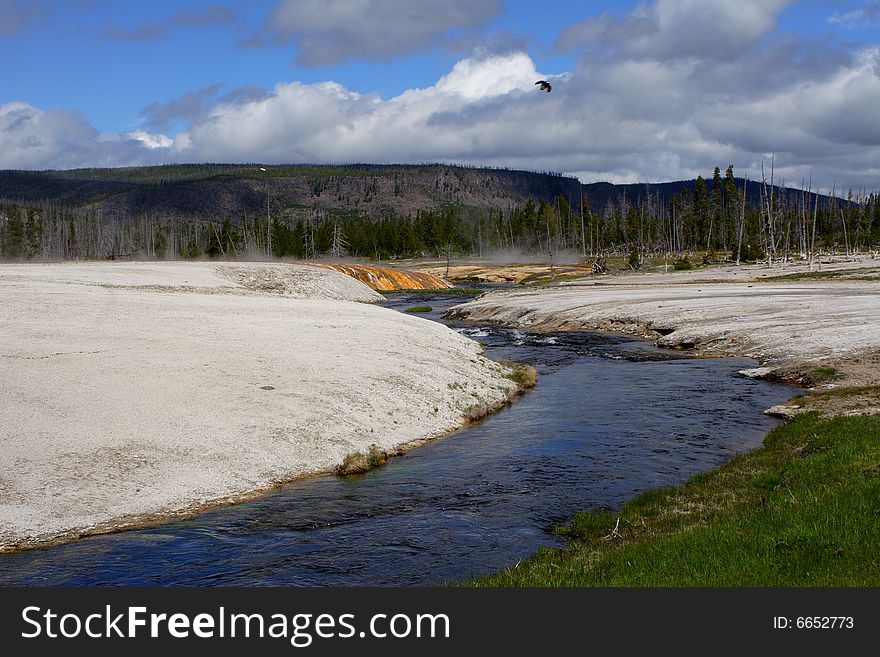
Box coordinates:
[0,163,797,221]
[0,164,584,220]
[2,163,873,262]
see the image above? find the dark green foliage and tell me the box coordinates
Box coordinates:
[501,361,538,389]
[809,366,839,384]
[673,255,693,270]
[627,246,641,270]
[1,164,873,262]
[739,241,764,261]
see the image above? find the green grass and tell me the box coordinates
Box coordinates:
[404,305,433,313]
[810,366,840,384]
[789,385,880,417]
[467,413,880,586]
[791,385,880,406]
[336,444,388,475]
[501,361,538,389]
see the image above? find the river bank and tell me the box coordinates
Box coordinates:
[0,288,792,585]
[445,262,880,586]
[0,262,522,552]
[470,411,880,586]
[448,262,880,402]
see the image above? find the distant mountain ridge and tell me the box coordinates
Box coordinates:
[0,163,821,223]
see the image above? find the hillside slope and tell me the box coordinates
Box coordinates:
[0,163,804,222]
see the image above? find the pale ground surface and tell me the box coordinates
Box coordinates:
[0,262,517,550]
[450,257,880,376]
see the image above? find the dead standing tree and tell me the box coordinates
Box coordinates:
[330,218,349,258]
[736,179,747,266]
[761,158,778,268]
[437,243,457,279]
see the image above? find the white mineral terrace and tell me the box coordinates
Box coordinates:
[448,261,880,367]
[0,261,517,550]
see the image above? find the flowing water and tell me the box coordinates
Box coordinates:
[0,288,795,586]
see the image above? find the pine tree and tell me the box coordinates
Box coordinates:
[710,167,723,251]
[694,176,709,249]
[724,165,737,252]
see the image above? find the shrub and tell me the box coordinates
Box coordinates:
[336,443,388,475]
[502,362,538,389]
[739,242,765,261]
[809,366,839,385]
[673,255,693,270]
[627,246,641,270]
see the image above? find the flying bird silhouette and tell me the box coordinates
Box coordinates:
[534,80,552,93]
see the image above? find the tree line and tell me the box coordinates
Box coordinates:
[2,165,878,264]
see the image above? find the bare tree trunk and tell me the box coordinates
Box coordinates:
[266,188,272,258]
[579,189,586,259]
[809,189,819,271]
[210,221,226,258]
[548,200,556,279]
[736,179,746,266]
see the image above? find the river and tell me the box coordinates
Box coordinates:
[0,288,795,585]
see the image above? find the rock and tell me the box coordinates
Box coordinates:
[739,366,776,379]
[763,404,802,419]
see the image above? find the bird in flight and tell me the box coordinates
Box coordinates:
[534,80,552,93]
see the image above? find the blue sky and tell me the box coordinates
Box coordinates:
[2,1,880,189]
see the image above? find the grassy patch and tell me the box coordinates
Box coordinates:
[791,385,880,417]
[758,364,843,387]
[810,366,840,384]
[501,361,538,389]
[462,362,538,424]
[336,444,388,476]
[762,268,880,282]
[467,413,880,586]
[404,305,433,313]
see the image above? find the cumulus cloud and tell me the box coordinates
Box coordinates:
[141,83,224,130]
[4,0,880,190]
[218,84,272,105]
[0,102,172,169]
[246,0,502,66]
[125,130,174,150]
[556,0,794,61]
[176,52,549,164]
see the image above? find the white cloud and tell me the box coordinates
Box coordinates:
[141,83,224,130]
[3,0,880,191]
[125,130,174,150]
[830,2,880,28]
[249,0,502,66]
[557,0,794,61]
[0,102,172,169]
